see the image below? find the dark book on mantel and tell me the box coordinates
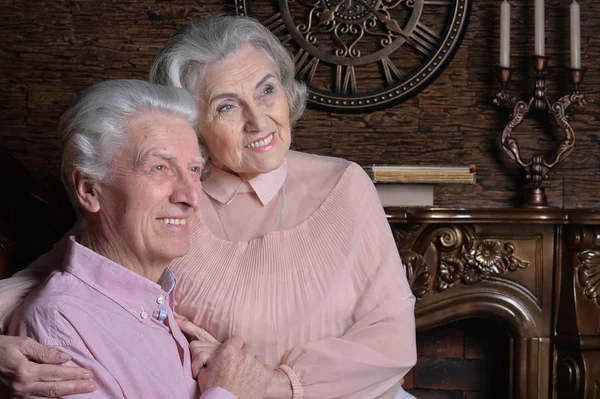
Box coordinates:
[362,165,476,207]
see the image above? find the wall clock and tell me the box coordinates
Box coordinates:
[234,0,471,112]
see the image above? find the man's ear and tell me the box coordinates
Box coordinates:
[73,170,102,213]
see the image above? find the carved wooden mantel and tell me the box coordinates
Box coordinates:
[388,207,600,399]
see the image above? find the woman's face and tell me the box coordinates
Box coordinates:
[198,44,291,181]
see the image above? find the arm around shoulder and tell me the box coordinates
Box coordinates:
[0,235,68,333]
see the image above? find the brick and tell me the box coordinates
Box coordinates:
[417,324,465,358]
[414,358,489,391]
[464,319,510,360]
[406,389,464,399]
[465,392,491,399]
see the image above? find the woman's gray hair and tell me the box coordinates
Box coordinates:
[149,15,307,126]
[59,79,200,210]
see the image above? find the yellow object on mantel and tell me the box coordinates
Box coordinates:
[363,165,477,184]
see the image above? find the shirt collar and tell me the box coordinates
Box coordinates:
[63,236,176,322]
[203,159,287,206]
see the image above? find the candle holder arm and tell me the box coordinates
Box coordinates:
[545,93,585,169]
[499,98,533,168]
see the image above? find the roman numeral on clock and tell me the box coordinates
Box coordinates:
[335,65,357,94]
[264,12,292,44]
[294,48,319,84]
[408,22,441,57]
[381,57,403,85]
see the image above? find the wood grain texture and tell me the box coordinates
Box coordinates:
[1,0,598,208]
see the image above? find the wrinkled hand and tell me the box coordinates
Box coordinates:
[0,335,96,398]
[197,336,272,399]
[190,340,221,377]
[178,319,221,373]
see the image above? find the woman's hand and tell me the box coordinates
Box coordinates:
[178,319,222,376]
[264,368,293,399]
[0,335,96,398]
[177,319,220,343]
[197,336,273,399]
[190,340,221,377]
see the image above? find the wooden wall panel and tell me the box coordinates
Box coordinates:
[1,0,598,208]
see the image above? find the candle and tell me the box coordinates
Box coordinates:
[535,0,545,55]
[570,0,581,68]
[500,0,511,67]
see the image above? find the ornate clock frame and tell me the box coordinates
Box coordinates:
[234,0,471,112]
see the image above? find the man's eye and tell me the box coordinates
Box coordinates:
[154,165,165,171]
[190,166,201,174]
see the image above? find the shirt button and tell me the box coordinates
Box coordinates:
[140,310,148,319]
[157,295,165,305]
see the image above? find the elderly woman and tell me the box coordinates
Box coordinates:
[7,79,272,399]
[0,16,416,399]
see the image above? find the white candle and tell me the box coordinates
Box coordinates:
[535,0,545,55]
[500,0,511,67]
[570,0,581,68]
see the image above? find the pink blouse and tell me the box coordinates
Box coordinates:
[0,151,416,399]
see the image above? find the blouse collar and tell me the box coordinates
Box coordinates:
[202,159,287,206]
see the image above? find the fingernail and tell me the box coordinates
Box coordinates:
[83,372,94,379]
[85,381,97,391]
[59,352,72,361]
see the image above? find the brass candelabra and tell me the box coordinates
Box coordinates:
[494,56,585,207]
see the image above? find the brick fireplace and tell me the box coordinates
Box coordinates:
[406,319,510,398]
[389,207,600,398]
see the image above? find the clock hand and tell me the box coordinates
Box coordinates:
[311,0,348,32]
[355,0,409,39]
[315,8,336,28]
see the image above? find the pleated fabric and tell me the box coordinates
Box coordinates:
[172,152,417,399]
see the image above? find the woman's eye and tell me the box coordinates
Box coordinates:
[262,85,274,95]
[217,104,232,113]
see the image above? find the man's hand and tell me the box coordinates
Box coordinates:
[0,335,96,398]
[197,336,272,399]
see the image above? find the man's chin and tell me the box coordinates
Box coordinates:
[155,242,190,263]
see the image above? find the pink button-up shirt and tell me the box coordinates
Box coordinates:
[10,237,236,399]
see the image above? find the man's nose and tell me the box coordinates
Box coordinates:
[172,173,201,210]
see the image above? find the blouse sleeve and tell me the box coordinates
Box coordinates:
[279,164,417,399]
[0,237,66,333]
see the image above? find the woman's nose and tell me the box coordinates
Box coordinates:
[244,103,268,132]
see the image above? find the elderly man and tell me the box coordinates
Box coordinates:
[8,80,272,398]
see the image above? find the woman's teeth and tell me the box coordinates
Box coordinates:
[246,133,273,148]
[158,218,187,225]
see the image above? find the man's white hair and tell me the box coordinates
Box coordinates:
[59,79,201,211]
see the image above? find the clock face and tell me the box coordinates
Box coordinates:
[234,0,471,112]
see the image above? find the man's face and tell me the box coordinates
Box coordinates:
[89,111,203,270]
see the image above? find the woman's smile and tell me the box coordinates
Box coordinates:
[245,132,275,151]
